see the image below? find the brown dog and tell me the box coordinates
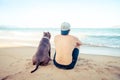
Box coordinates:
[31,32,51,73]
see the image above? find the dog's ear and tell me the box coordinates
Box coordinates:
[43,32,45,34]
[43,32,46,36]
[48,32,51,38]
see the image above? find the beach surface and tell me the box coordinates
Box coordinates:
[0,42,120,80]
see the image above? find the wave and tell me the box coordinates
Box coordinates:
[77,32,120,37]
[88,35,120,37]
[83,43,120,49]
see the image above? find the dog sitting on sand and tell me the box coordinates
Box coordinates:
[31,32,51,73]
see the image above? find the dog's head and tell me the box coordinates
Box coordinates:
[43,32,51,39]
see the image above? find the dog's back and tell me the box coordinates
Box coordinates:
[37,37,51,64]
[31,32,51,73]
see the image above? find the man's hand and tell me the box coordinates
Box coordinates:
[76,42,81,47]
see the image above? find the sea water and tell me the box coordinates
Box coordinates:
[0,27,120,57]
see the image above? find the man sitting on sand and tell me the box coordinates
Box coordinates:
[53,22,82,69]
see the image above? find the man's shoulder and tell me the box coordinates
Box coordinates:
[55,35,61,37]
[69,35,78,39]
[54,35,61,39]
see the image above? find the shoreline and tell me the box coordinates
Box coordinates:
[0,38,120,57]
[80,45,120,57]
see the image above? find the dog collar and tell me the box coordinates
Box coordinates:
[43,36,49,40]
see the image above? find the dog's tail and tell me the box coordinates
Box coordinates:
[31,62,40,73]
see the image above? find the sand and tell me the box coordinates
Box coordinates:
[0,45,120,80]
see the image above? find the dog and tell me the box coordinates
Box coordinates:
[31,32,51,73]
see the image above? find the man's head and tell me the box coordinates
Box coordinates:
[61,22,71,35]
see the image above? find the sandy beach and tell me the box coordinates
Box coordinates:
[0,0,120,79]
[0,41,120,80]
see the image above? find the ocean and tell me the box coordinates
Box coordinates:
[0,27,120,57]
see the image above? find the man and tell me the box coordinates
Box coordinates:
[53,22,82,69]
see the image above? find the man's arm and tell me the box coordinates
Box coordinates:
[75,38,82,48]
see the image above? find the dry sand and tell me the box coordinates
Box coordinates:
[0,46,120,80]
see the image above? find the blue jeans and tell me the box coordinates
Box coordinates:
[53,48,79,69]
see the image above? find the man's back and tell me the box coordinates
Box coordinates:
[54,35,81,65]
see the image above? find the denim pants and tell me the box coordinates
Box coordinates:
[53,48,79,69]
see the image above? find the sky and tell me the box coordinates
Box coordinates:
[0,0,120,28]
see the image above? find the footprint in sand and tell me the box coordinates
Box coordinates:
[1,75,10,80]
[75,58,97,72]
[101,77,108,80]
[107,65,120,71]
[25,59,33,70]
[96,68,104,74]
[104,65,120,79]
[1,71,22,80]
